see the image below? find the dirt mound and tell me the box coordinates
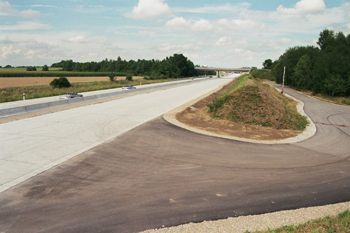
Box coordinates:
[176,78,305,141]
[216,83,287,128]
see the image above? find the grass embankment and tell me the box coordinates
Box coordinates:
[248,209,350,233]
[207,74,308,130]
[0,78,172,103]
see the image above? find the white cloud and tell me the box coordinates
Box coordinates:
[192,19,212,31]
[165,17,190,30]
[18,9,41,18]
[125,0,171,20]
[277,0,326,15]
[157,42,204,52]
[175,3,251,14]
[0,1,15,16]
[0,21,51,30]
[217,18,263,30]
[65,36,89,43]
[0,1,41,17]
[1,45,21,58]
[24,50,35,59]
[165,17,212,31]
[342,3,350,20]
[215,36,232,46]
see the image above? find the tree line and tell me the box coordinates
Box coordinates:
[262,29,350,97]
[51,53,198,79]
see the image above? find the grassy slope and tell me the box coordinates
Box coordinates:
[207,74,308,130]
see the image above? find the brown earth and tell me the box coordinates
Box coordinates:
[175,79,302,141]
[0,76,143,88]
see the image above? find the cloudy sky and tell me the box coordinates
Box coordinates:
[1,0,349,68]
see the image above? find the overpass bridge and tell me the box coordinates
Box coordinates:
[195,67,251,77]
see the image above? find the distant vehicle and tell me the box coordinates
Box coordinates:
[59,92,83,100]
[122,85,136,90]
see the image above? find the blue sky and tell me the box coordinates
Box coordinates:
[1,0,349,68]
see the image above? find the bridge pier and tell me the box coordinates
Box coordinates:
[216,71,219,77]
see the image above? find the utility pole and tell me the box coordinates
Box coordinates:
[281,66,286,94]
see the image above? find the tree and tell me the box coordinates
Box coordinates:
[109,74,115,82]
[50,77,71,88]
[317,29,335,50]
[63,60,74,71]
[324,74,349,96]
[262,59,273,69]
[26,66,37,71]
[293,54,312,89]
[42,64,49,71]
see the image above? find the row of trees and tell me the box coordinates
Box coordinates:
[264,29,350,96]
[51,54,197,79]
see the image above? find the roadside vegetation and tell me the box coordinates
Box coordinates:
[250,69,350,106]
[0,78,174,103]
[256,28,350,105]
[247,209,350,233]
[207,74,308,130]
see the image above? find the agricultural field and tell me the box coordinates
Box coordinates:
[0,67,62,72]
[0,76,143,88]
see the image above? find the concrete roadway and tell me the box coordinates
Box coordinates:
[0,77,350,232]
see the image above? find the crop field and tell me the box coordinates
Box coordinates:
[0,67,62,72]
[0,76,143,88]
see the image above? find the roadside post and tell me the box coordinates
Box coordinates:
[23,93,25,101]
[281,66,286,94]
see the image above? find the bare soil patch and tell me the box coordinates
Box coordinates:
[176,80,302,141]
[0,76,143,88]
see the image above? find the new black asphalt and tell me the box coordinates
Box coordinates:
[0,86,349,233]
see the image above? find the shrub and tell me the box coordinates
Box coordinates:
[126,75,133,81]
[109,75,115,82]
[26,66,37,71]
[42,65,49,71]
[50,77,71,88]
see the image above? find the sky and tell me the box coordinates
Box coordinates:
[0,0,349,68]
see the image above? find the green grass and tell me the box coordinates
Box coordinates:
[207,74,249,116]
[246,210,350,233]
[0,78,173,103]
[206,76,308,130]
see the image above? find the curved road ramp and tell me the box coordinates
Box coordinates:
[0,74,349,233]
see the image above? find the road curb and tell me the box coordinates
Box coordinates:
[163,83,317,144]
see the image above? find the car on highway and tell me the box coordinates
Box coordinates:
[122,85,136,90]
[59,92,83,100]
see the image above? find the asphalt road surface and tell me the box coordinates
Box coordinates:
[0,81,350,232]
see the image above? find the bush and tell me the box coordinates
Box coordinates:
[42,65,49,71]
[26,66,37,71]
[250,69,275,81]
[109,75,115,82]
[126,75,133,81]
[50,77,71,88]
